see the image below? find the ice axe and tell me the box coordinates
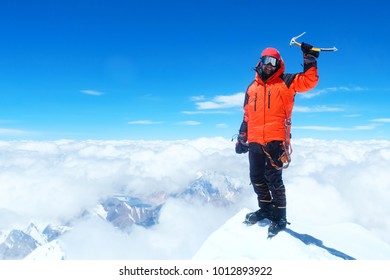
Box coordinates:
[290,32,338,52]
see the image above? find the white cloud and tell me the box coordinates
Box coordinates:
[176,121,201,126]
[181,110,231,115]
[60,216,134,259]
[300,86,367,99]
[372,118,390,123]
[0,128,30,135]
[216,123,228,128]
[0,138,238,221]
[195,92,244,110]
[190,95,205,101]
[295,125,376,131]
[294,105,344,113]
[80,90,104,96]
[128,120,163,125]
[295,126,344,131]
[353,125,376,130]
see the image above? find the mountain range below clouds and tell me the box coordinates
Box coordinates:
[0,170,244,260]
[0,138,389,260]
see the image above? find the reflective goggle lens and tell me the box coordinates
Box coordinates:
[261,56,279,67]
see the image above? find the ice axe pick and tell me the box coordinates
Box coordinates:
[290,32,338,52]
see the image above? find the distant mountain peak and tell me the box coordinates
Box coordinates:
[0,229,39,260]
[177,170,243,206]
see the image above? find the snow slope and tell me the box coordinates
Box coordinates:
[24,240,65,260]
[193,209,390,260]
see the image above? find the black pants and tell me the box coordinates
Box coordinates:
[248,142,287,211]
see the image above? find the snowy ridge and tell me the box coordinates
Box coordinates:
[25,223,47,245]
[24,240,65,260]
[193,209,390,260]
[100,196,162,229]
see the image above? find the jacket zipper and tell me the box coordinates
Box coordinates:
[254,93,257,111]
[263,86,267,141]
[268,89,271,109]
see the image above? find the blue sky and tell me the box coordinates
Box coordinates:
[0,0,389,140]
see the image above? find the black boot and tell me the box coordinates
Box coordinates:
[268,207,287,237]
[244,203,274,225]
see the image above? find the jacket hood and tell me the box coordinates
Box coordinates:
[261,47,281,60]
[255,48,285,83]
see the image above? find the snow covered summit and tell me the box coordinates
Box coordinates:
[193,209,390,260]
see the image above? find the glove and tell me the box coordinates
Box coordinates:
[301,42,320,58]
[235,134,248,154]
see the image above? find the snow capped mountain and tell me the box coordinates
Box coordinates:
[175,170,244,206]
[0,222,71,260]
[0,230,8,244]
[193,209,390,260]
[43,224,71,242]
[99,196,163,229]
[0,229,39,260]
[25,223,47,245]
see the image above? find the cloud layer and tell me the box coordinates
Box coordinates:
[1,138,389,259]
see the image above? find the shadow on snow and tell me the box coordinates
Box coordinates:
[249,219,355,260]
[284,228,355,260]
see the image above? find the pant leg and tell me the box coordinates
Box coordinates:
[261,141,287,208]
[248,144,272,208]
[264,151,287,220]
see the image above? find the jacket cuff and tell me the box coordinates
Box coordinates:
[304,59,317,72]
[239,121,248,135]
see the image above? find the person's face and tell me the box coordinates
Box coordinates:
[260,56,279,76]
[261,63,277,76]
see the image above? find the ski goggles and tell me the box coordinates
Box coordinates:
[260,56,279,67]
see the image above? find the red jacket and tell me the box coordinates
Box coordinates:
[240,53,318,144]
